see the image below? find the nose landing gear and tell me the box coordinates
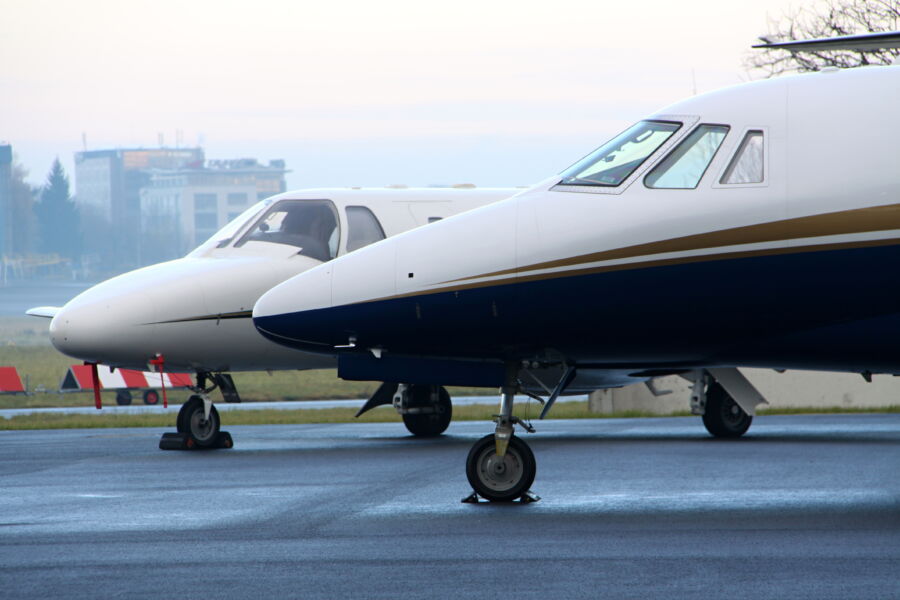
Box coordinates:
[159,373,234,451]
[463,363,540,503]
[465,434,537,502]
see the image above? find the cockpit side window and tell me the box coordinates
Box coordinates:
[345,206,386,252]
[720,131,764,184]
[645,124,729,189]
[187,198,271,257]
[235,199,340,262]
[559,120,681,187]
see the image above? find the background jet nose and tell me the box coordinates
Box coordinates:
[48,303,103,362]
[47,288,157,366]
[48,311,69,354]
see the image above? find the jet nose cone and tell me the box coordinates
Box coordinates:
[48,300,115,363]
[48,284,157,366]
[253,265,335,352]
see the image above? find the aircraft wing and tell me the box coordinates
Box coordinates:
[26,306,61,319]
[753,30,900,52]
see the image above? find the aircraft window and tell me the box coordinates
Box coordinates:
[720,131,764,184]
[188,198,270,254]
[645,124,729,189]
[345,206,386,252]
[559,120,681,187]
[235,200,340,262]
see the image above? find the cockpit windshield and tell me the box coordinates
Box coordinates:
[187,198,272,257]
[235,199,340,262]
[559,120,681,187]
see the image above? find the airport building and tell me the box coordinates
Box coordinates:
[74,148,206,271]
[139,158,288,262]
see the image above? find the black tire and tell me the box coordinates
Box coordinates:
[702,382,752,438]
[143,389,160,405]
[466,434,536,502]
[176,396,220,447]
[176,398,192,433]
[401,385,452,437]
[115,390,132,406]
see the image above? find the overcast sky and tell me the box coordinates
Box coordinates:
[1,0,802,191]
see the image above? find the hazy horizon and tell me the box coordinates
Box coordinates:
[2,0,802,191]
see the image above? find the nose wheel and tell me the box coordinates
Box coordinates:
[466,434,536,502]
[176,395,221,447]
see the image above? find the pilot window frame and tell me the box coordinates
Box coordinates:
[344,205,387,253]
[643,123,731,190]
[233,198,342,262]
[551,114,699,196]
[187,197,273,255]
[714,128,767,187]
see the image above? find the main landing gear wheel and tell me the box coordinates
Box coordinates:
[176,395,221,448]
[402,385,452,437]
[466,434,536,502]
[703,382,752,438]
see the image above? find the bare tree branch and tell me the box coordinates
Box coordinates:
[745,0,900,78]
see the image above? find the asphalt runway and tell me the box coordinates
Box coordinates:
[2,415,899,599]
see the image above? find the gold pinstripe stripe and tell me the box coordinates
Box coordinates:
[442,202,900,284]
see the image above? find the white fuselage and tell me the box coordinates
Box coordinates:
[48,187,517,373]
[254,66,900,383]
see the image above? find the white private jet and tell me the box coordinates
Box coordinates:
[253,33,900,501]
[29,186,517,446]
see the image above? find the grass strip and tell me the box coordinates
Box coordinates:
[2,402,898,431]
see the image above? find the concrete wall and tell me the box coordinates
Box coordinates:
[588,369,900,415]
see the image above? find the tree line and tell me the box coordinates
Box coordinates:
[6,157,81,266]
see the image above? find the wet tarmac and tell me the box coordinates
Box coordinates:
[2,415,899,599]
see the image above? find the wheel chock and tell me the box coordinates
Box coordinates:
[216,431,234,449]
[158,431,234,451]
[158,432,194,450]
[461,490,540,504]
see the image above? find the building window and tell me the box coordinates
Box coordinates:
[194,193,217,211]
[195,213,218,230]
[227,192,248,206]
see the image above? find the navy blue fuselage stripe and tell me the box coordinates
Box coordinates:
[253,242,900,374]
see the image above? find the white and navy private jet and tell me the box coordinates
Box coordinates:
[253,33,900,501]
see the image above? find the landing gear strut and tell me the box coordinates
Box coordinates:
[464,364,538,502]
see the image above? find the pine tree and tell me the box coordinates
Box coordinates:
[33,158,81,260]
[9,160,38,255]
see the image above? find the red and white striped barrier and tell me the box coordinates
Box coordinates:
[60,365,192,392]
[0,366,26,394]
